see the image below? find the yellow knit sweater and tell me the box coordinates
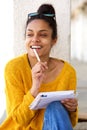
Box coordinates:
[0,54,78,130]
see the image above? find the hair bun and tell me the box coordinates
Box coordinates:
[37,4,55,15]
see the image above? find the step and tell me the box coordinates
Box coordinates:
[78,113,87,122]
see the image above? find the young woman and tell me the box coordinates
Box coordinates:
[0,4,78,130]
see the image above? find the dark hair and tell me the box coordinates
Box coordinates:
[26,4,57,39]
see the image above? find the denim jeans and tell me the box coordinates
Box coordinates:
[42,101,73,130]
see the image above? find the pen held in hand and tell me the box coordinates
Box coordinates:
[33,49,40,62]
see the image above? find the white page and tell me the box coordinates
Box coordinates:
[29,90,76,110]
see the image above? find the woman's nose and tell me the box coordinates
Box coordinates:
[31,35,40,43]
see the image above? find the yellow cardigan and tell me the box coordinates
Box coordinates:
[0,54,78,130]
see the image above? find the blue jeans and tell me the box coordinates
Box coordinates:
[42,101,73,130]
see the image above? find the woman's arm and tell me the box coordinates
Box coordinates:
[61,67,78,127]
[4,62,37,127]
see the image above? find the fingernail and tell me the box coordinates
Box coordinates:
[61,100,64,103]
[44,62,47,64]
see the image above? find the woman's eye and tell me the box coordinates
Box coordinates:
[40,34,47,37]
[26,34,33,37]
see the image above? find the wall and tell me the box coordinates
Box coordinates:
[14,0,70,61]
[71,0,87,62]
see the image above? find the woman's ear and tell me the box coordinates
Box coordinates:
[52,37,57,46]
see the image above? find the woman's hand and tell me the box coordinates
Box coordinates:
[61,98,78,112]
[30,61,48,97]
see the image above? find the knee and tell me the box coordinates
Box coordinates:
[45,101,69,119]
[47,101,60,107]
[46,101,64,111]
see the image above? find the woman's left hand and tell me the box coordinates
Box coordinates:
[61,98,78,112]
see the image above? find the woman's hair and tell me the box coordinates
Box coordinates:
[26,4,57,39]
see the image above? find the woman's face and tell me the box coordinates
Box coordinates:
[25,19,57,58]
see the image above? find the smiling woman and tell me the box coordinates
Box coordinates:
[0,3,78,130]
[0,0,14,123]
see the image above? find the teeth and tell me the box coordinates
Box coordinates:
[30,46,41,49]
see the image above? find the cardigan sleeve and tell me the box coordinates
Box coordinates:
[68,67,78,127]
[4,60,38,127]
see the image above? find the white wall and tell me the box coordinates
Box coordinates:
[71,0,87,62]
[14,0,70,61]
[0,0,14,121]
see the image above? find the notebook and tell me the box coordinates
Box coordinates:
[29,90,77,110]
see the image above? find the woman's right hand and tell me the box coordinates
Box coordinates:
[30,61,48,97]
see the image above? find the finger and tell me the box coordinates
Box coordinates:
[32,70,44,79]
[35,62,48,72]
[61,98,78,110]
[39,62,48,70]
[62,100,78,111]
[61,98,78,105]
[32,64,43,73]
[62,102,78,109]
[62,103,76,112]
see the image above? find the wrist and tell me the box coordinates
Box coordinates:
[30,88,39,97]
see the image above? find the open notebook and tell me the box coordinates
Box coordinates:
[29,90,77,110]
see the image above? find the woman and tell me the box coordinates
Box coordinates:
[0,3,78,130]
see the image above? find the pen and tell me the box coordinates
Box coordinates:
[30,46,41,62]
[33,49,40,62]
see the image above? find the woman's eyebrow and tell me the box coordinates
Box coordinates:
[27,29,48,32]
[27,29,33,32]
[39,30,48,32]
